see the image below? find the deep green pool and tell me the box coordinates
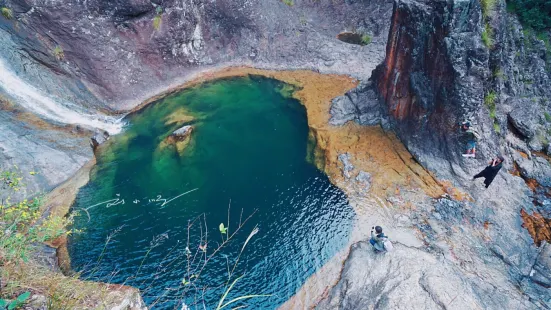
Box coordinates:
[68,76,354,309]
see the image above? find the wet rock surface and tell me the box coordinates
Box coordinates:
[90,130,110,150]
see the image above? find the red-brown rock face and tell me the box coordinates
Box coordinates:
[375,0,454,122]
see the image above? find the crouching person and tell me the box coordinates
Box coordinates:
[370,226,393,252]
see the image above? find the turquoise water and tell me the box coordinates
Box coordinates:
[68,76,354,309]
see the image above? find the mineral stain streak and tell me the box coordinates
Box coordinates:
[521,209,551,247]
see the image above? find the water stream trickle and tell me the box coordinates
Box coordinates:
[68,76,355,309]
[0,58,123,134]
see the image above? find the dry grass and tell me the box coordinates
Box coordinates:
[1,258,140,309]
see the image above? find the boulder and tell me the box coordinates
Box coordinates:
[338,153,354,179]
[508,100,538,139]
[30,243,59,272]
[168,125,193,142]
[516,155,551,187]
[90,131,110,150]
[162,125,194,156]
[355,170,372,191]
[329,81,384,126]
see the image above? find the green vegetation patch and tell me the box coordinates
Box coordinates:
[282,0,294,6]
[493,122,501,133]
[536,31,551,51]
[1,7,13,19]
[481,0,497,17]
[361,34,372,45]
[53,46,64,61]
[506,0,551,31]
[1,168,73,261]
[153,15,162,30]
[482,24,495,48]
[485,91,501,133]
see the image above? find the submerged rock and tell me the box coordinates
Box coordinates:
[169,125,193,141]
[162,125,194,156]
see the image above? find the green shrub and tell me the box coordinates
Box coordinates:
[282,0,294,6]
[544,111,551,122]
[153,15,162,30]
[0,169,72,261]
[1,7,13,19]
[507,0,551,31]
[536,31,551,51]
[361,34,372,45]
[493,68,506,79]
[481,0,497,17]
[482,24,494,48]
[493,122,501,133]
[53,46,64,61]
[0,291,31,310]
[485,90,498,118]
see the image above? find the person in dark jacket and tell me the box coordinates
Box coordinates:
[473,156,504,188]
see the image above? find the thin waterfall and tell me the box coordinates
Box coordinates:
[0,58,123,134]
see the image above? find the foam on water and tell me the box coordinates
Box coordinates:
[0,58,123,134]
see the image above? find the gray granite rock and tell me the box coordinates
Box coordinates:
[30,243,59,272]
[330,81,384,126]
[90,130,110,150]
[170,125,193,140]
[508,99,538,139]
[355,171,372,191]
[338,153,354,179]
[516,155,551,187]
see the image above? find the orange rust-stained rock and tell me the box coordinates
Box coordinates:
[521,209,551,246]
[519,151,529,159]
[525,178,541,192]
[438,180,472,201]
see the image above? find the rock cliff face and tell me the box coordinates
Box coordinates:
[324,0,551,308]
[373,0,494,175]
[1,0,393,108]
